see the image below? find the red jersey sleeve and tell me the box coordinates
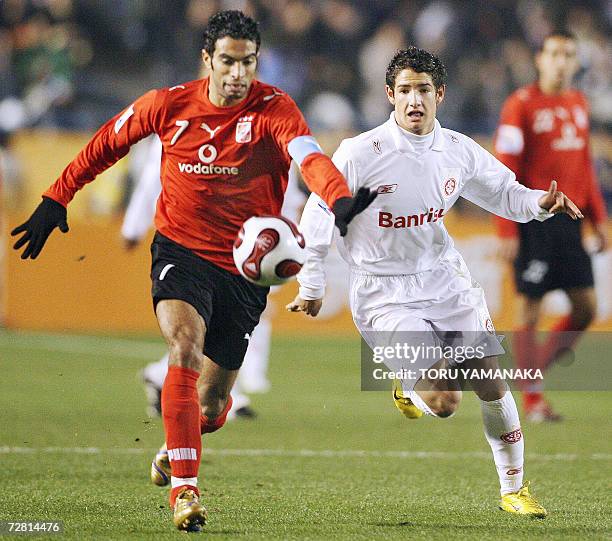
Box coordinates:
[493,93,527,238]
[266,94,350,207]
[44,89,165,206]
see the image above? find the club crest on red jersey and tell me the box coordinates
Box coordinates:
[236,115,253,143]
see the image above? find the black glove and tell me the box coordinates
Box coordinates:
[11,196,69,259]
[332,187,377,236]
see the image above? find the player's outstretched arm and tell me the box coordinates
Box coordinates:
[11,196,69,259]
[332,187,377,237]
[286,295,323,317]
[537,180,584,220]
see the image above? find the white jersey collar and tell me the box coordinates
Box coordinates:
[386,112,445,153]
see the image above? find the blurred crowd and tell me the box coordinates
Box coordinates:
[1,0,611,135]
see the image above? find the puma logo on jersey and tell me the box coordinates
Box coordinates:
[200,122,221,140]
[378,208,444,229]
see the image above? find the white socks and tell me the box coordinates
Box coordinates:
[480,391,524,494]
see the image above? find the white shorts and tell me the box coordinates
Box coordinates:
[351,252,505,392]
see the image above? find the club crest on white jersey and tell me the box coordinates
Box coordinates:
[441,168,461,198]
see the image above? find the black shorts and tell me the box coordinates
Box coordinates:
[150,232,269,370]
[514,214,594,299]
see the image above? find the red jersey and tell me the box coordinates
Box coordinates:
[44,78,350,272]
[494,83,607,237]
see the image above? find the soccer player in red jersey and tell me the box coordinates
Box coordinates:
[494,30,608,422]
[11,10,375,532]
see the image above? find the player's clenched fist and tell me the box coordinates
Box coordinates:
[538,180,583,220]
[332,187,377,236]
[286,295,323,317]
[11,196,69,259]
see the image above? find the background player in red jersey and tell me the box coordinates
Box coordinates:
[10,10,375,532]
[494,30,608,422]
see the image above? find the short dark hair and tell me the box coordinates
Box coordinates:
[385,46,447,89]
[539,29,577,51]
[202,10,261,55]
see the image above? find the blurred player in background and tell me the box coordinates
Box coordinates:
[494,30,608,422]
[289,46,584,517]
[11,10,375,532]
[122,134,307,418]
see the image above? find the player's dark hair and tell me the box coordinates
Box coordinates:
[202,10,261,55]
[538,29,577,51]
[386,46,447,89]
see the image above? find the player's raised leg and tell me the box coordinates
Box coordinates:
[467,355,546,517]
[196,356,237,434]
[411,356,463,418]
[156,299,208,531]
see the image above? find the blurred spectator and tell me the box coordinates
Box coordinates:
[0,0,608,136]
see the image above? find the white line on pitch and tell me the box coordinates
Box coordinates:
[0,446,609,461]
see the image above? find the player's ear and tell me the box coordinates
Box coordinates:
[435,84,445,105]
[385,85,395,106]
[202,49,212,71]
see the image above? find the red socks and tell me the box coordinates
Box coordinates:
[538,315,581,370]
[513,326,543,407]
[201,395,233,434]
[162,366,232,506]
[162,366,201,495]
[515,316,584,409]
[162,365,234,506]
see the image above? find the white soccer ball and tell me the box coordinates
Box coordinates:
[233,216,307,286]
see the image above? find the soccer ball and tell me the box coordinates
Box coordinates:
[233,216,306,286]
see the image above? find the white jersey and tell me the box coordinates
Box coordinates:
[298,114,552,299]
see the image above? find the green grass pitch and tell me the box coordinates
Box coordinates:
[0,330,610,540]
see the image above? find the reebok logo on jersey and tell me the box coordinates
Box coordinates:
[378,208,444,229]
[377,184,397,194]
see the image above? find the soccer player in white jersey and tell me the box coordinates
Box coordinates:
[288,47,583,517]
